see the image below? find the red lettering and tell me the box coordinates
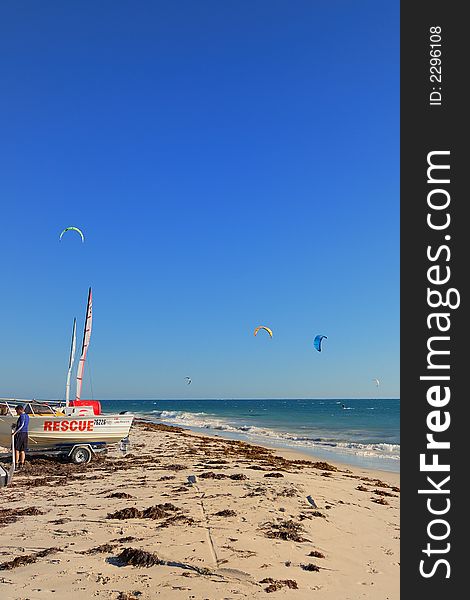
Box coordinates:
[78,421,87,431]
[44,421,53,431]
[69,420,78,431]
[86,421,94,431]
[60,421,69,431]
[53,421,60,431]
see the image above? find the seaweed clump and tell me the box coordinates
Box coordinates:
[199,471,228,480]
[0,547,62,571]
[259,578,298,593]
[261,519,309,543]
[0,506,44,528]
[135,420,185,433]
[117,593,142,600]
[373,489,398,498]
[107,507,142,520]
[308,550,325,558]
[106,492,134,499]
[117,547,162,568]
[107,503,179,521]
[83,543,117,554]
[301,563,320,572]
[372,497,389,505]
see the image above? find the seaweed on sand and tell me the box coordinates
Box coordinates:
[158,514,195,528]
[214,510,237,517]
[261,519,309,542]
[360,476,391,488]
[117,592,142,600]
[308,550,325,558]
[229,473,247,480]
[117,548,163,567]
[107,507,143,520]
[117,593,142,600]
[300,563,320,572]
[0,547,62,571]
[107,503,181,521]
[141,506,172,519]
[259,578,298,593]
[300,461,338,472]
[106,492,134,499]
[371,497,390,505]
[264,472,284,478]
[373,489,398,498]
[277,487,298,497]
[164,464,188,471]
[83,543,117,554]
[0,506,44,528]
[16,458,89,477]
[134,420,185,433]
[116,547,213,576]
[243,485,267,497]
[298,510,325,520]
[199,471,228,479]
[14,477,52,488]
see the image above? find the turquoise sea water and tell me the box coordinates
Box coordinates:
[101,398,400,473]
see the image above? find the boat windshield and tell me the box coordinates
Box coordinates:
[25,403,56,416]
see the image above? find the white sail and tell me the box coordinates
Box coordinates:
[65,318,77,406]
[75,288,93,401]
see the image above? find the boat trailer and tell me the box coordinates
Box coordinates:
[26,442,108,464]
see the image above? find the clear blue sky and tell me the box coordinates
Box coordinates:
[0,1,399,400]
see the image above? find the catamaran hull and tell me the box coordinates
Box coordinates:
[0,414,134,449]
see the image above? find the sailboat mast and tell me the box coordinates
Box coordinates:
[65,318,77,407]
[75,287,93,402]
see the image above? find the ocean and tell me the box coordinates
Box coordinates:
[101,398,400,473]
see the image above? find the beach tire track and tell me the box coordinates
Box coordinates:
[194,484,219,568]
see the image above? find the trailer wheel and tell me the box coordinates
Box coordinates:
[70,446,92,465]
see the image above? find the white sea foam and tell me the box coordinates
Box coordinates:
[139,409,400,461]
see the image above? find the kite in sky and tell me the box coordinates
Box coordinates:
[254,326,273,338]
[313,334,328,352]
[59,226,85,243]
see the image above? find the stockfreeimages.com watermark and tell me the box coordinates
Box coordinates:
[418,151,460,580]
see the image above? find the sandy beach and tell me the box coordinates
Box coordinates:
[0,420,399,599]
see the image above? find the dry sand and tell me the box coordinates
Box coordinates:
[0,420,399,599]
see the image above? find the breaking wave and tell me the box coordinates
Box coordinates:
[144,409,400,461]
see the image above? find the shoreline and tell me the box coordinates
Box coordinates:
[180,426,400,482]
[0,420,399,599]
[100,397,400,472]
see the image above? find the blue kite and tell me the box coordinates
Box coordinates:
[313,334,328,352]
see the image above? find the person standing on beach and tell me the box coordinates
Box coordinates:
[13,405,29,469]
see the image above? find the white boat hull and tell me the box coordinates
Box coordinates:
[0,414,134,449]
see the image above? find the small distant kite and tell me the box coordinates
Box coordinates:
[372,378,380,387]
[59,226,85,243]
[313,334,327,352]
[184,377,192,385]
[254,326,273,338]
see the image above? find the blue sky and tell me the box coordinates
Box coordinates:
[0,1,399,400]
